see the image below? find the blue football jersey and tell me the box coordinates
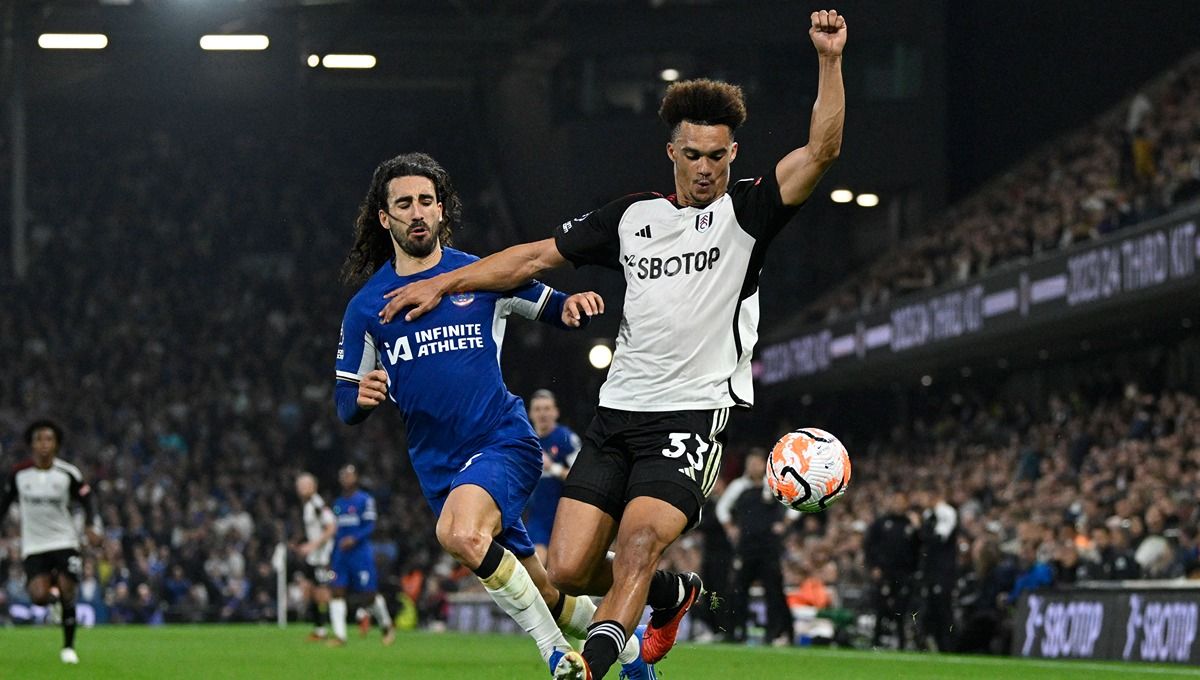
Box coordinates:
[527,425,581,517]
[332,489,377,551]
[335,248,572,501]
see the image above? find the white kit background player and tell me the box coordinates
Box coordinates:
[1,420,102,664]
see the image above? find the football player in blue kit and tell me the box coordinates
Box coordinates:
[524,390,581,563]
[334,153,655,679]
[327,464,394,646]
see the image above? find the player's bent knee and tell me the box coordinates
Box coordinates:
[436,522,490,568]
[546,562,591,595]
[613,526,666,576]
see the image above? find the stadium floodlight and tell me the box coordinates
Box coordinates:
[307,54,320,68]
[199,35,269,51]
[588,344,613,370]
[660,68,681,82]
[830,188,854,203]
[38,34,108,50]
[855,192,880,207]
[322,54,377,69]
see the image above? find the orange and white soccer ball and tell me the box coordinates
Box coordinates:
[766,428,851,513]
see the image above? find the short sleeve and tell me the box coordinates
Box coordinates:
[554,193,659,270]
[728,172,801,242]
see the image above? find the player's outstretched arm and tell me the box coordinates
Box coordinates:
[380,238,567,323]
[775,9,847,206]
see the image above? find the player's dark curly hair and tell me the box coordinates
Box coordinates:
[24,419,63,447]
[658,78,747,140]
[340,152,462,286]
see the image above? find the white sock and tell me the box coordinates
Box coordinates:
[330,598,348,641]
[617,630,640,665]
[479,548,571,663]
[371,594,393,629]
[556,594,596,640]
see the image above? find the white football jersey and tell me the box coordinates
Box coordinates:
[2,459,91,558]
[555,172,799,411]
[302,493,335,566]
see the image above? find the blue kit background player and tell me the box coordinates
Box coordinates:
[524,389,581,562]
[333,152,654,679]
[328,464,394,646]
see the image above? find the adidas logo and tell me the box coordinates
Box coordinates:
[635,225,652,238]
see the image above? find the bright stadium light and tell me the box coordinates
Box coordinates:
[830,188,854,204]
[307,54,320,68]
[199,35,269,51]
[322,54,377,69]
[660,68,680,82]
[588,344,613,370]
[38,33,108,50]
[855,192,880,207]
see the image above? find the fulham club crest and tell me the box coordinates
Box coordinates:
[695,212,713,233]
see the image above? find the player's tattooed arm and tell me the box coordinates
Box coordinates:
[775,9,846,207]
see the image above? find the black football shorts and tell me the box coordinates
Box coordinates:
[562,406,730,529]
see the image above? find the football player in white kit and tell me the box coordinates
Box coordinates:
[378,10,847,678]
[0,420,101,664]
[295,473,337,641]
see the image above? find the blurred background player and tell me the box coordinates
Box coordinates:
[378,11,847,678]
[335,153,652,678]
[865,491,918,649]
[716,448,794,646]
[0,420,101,664]
[294,473,337,642]
[525,390,582,563]
[328,464,395,646]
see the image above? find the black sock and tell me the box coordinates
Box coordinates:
[582,620,626,678]
[316,600,329,628]
[62,600,77,649]
[549,592,566,621]
[471,541,505,579]
[647,570,684,610]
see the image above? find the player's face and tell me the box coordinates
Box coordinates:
[30,428,59,463]
[529,397,558,431]
[379,175,444,259]
[745,454,766,481]
[339,467,358,491]
[667,122,738,207]
[295,477,313,500]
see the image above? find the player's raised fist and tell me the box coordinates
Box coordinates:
[357,369,389,409]
[809,9,847,57]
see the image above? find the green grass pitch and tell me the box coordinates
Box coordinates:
[2,625,1199,679]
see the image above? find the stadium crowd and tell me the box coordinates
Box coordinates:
[809,52,1200,322]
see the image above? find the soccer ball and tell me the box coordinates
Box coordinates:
[766,428,851,513]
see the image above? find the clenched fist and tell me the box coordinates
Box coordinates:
[357,369,389,409]
[810,9,847,58]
